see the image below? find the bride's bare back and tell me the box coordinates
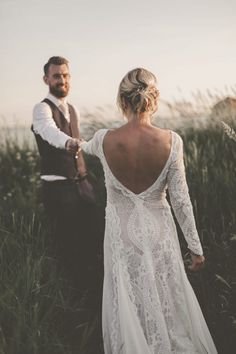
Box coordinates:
[103,124,172,194]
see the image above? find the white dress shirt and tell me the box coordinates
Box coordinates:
[32,92,80,181]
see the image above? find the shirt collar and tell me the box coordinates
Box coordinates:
[46,92,68,107]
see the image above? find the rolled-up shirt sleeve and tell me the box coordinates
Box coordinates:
[32,102,70,149]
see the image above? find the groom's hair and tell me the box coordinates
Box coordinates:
[44,56,69,76]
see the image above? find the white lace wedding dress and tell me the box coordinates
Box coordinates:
[80,129,217,354]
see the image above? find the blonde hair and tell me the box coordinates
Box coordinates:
[117,68,159,114]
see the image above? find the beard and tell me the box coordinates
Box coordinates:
[49,83,70,98]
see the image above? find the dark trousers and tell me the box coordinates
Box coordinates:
[42,179,104,306]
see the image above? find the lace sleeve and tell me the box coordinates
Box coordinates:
[80,129,107,158]
[167,135,203,256]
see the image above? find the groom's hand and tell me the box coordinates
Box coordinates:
[77,176,96,203]
[65,138,79,153]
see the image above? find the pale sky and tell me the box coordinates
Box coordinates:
[1,0,235,125]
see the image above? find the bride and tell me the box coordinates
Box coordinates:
[80,68,217,353]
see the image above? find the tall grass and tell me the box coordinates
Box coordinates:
[0,137,103,354]
[1,95,236,353]
[181,126,236,353]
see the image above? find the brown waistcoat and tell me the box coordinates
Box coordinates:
[32,99,79,178]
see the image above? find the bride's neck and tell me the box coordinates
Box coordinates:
[125,111,152,127]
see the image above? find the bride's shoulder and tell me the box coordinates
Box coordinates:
[168,132,183,155]
[92,128,110,140]
[155,129,183,155]
[162,129,183,144]
[170,130,182,139]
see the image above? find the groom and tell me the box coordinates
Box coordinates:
[32,56,101,297]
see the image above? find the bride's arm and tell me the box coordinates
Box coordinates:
[79,129,105,157]
[167,135,204,258]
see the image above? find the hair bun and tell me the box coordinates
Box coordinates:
[117,68,159,114]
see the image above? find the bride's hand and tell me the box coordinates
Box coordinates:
[188,254,205,272]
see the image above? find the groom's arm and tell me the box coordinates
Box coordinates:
[32,102,78,152]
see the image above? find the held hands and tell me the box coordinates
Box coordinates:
[188,253,205,272]
[65,138,80,153]
[65,138,85,155]
[66,137,96,203]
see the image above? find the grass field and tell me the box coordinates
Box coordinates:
[0,104,236,353]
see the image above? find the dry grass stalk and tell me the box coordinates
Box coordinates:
[221,121,236,142]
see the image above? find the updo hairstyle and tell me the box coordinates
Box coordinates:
[117,68,159,114]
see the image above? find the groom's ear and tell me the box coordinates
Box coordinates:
[43,75,49,85]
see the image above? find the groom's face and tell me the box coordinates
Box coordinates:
[43,64,70,98]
